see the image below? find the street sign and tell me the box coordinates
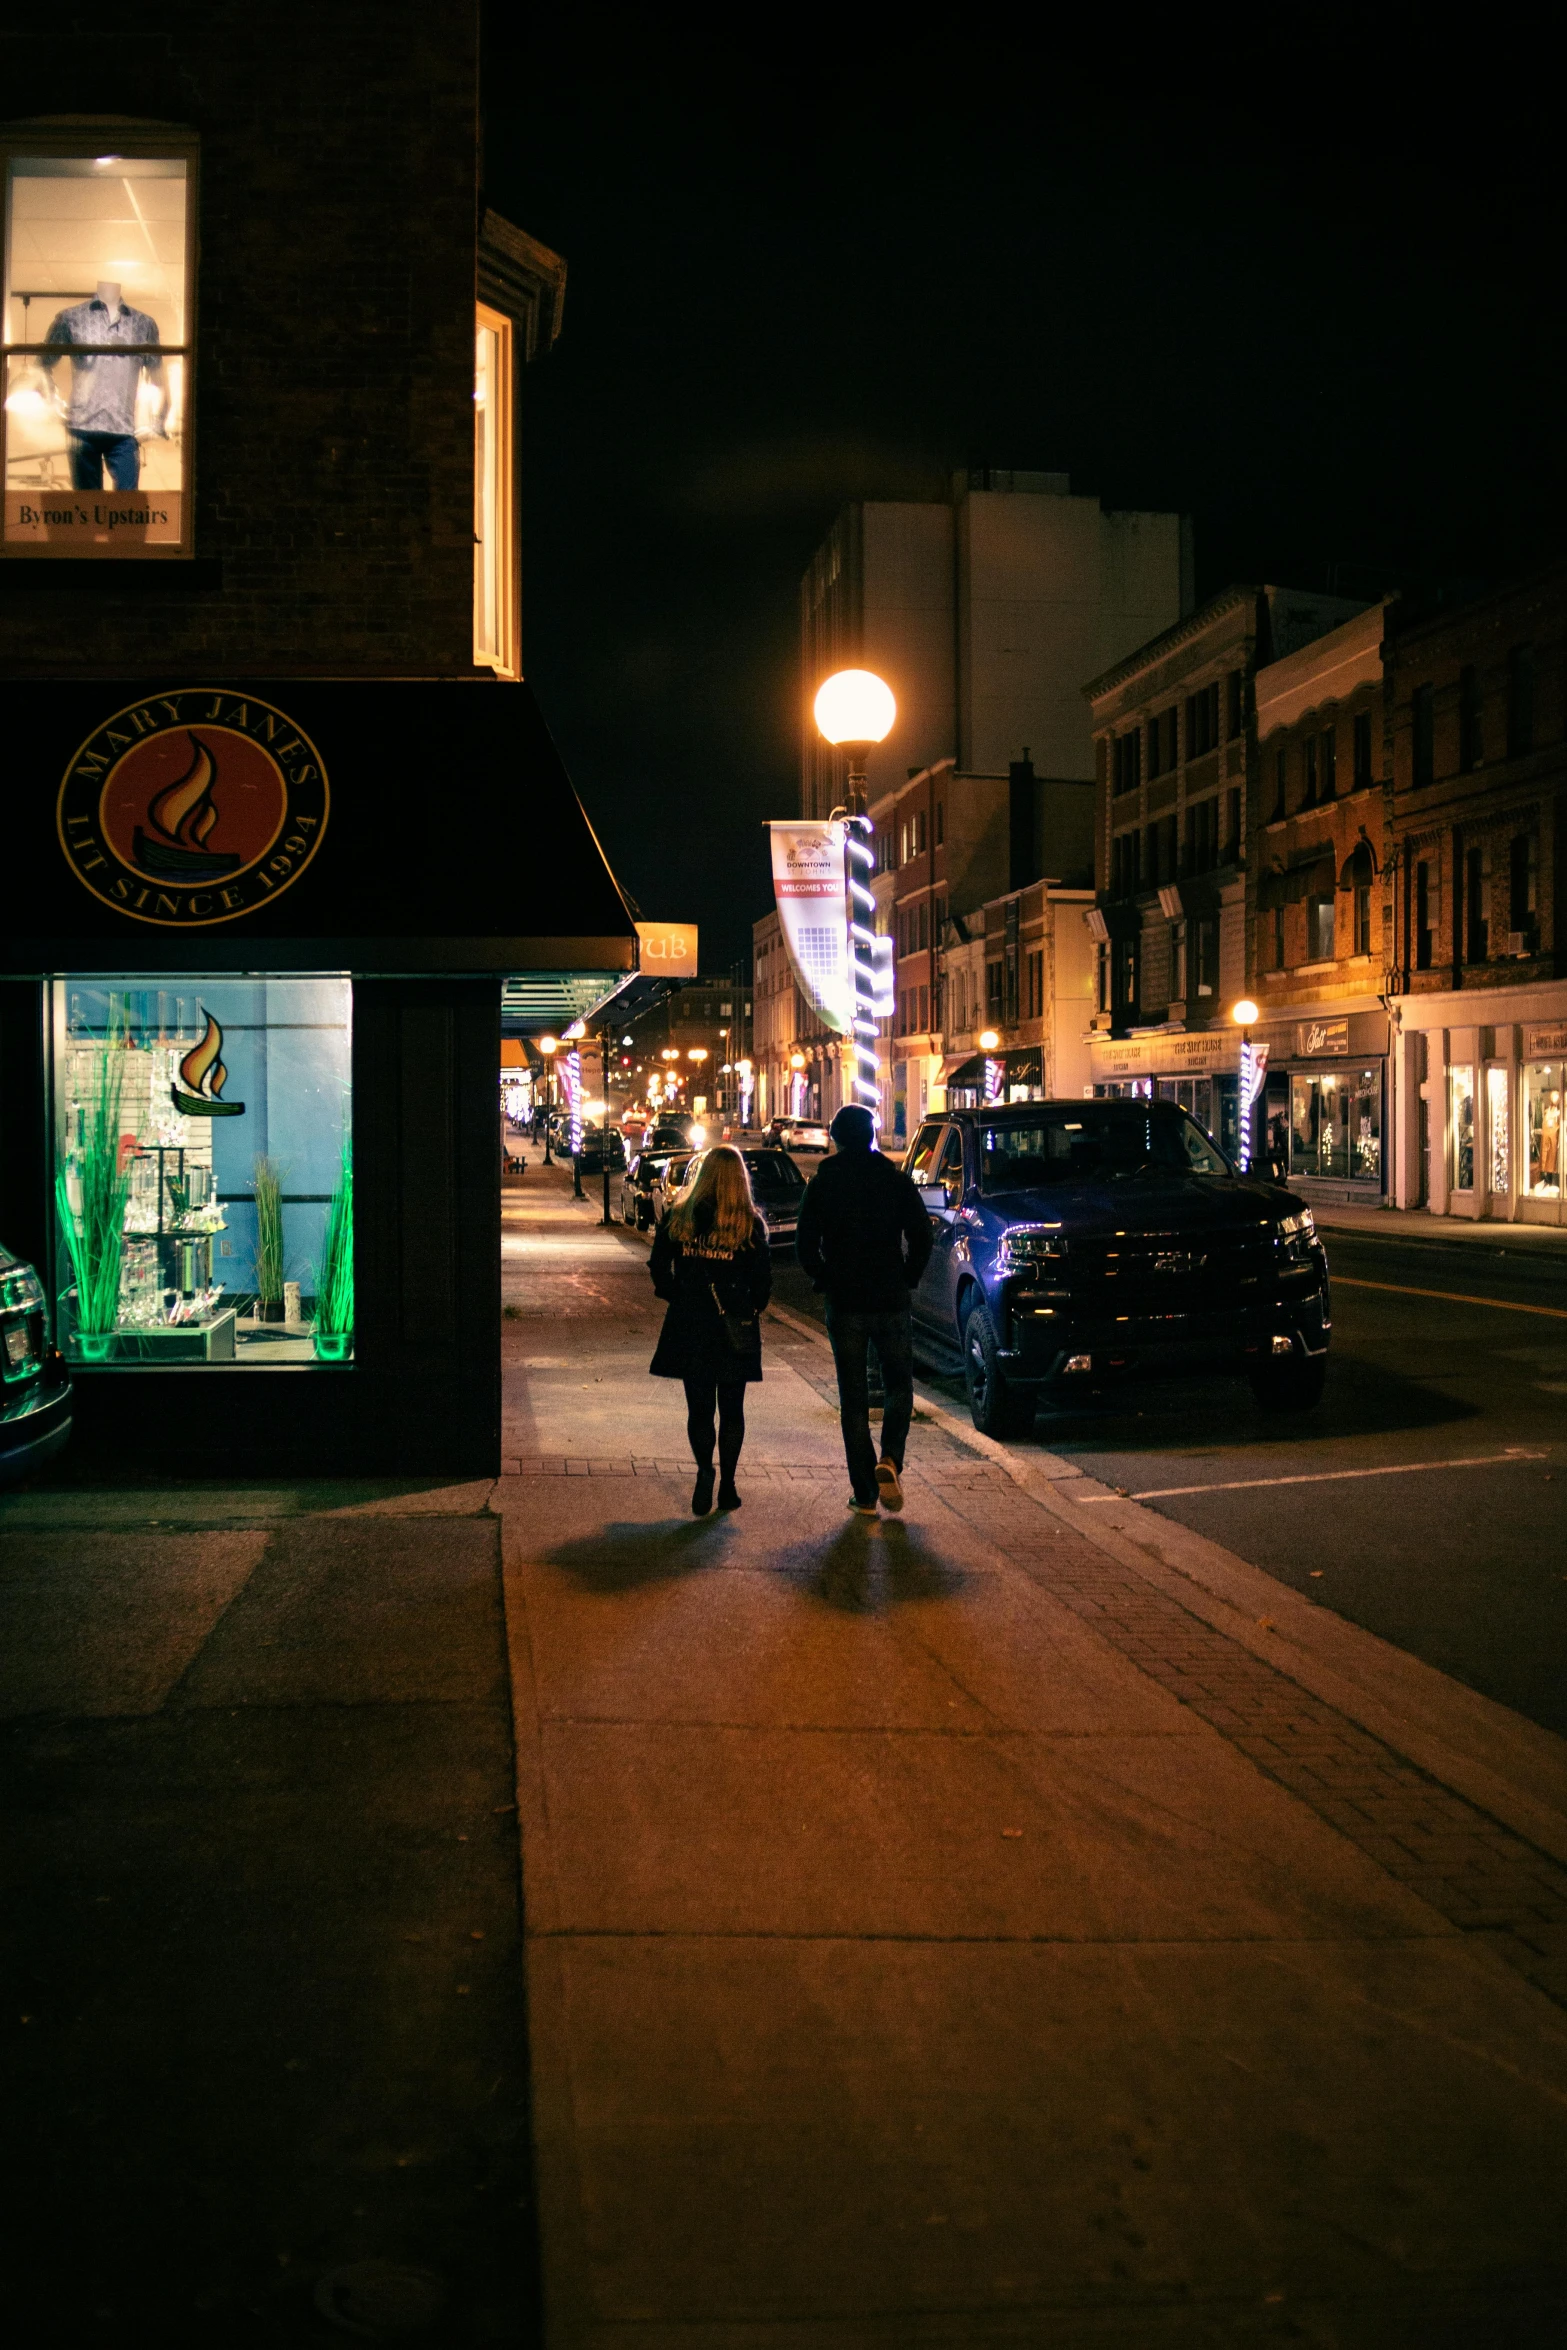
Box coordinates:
[636,921,698,977]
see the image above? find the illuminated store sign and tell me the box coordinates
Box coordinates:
[56,691,330,925]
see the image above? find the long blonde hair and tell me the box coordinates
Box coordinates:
[668,1145,756,1251]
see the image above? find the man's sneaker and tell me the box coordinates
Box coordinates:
[875,1458,904,1512]
[848,1493,879,1516]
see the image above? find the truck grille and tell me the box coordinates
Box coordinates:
[1069,1228,1271,1317]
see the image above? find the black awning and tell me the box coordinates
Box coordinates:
[3,678,638,976]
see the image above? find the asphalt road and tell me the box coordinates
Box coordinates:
[772,1224,1567,1742]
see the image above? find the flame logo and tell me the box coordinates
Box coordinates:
[133,734,244,880]
[171,1008,246,1119]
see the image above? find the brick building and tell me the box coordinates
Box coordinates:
[1249,603,1393,1199]
[0,3,635,1474]
[1084,587,1363,1155]
[1380,566,1567,1222]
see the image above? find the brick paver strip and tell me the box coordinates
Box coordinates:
[933,1472,1567,2011]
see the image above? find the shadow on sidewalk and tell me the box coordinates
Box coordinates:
[810,1515,967,1614]
[542,1514,738,1591]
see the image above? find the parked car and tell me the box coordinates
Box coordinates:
[649,1152,695,1222]
[1,1236,72,1484]
[904,1101,1330,1435]
[619,1147,686,1231]
[576,1124,627,1174]
[770,1115,830,1153]
[679,1145,807,1248]
[644,1121,696,1153]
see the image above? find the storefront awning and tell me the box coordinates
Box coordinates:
[4,679,639,977]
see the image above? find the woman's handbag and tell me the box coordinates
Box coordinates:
[709,1279,760,1362]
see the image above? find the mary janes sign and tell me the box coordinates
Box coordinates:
[57,689,330,926]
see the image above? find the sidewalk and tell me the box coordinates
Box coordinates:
[1311,1198,1567,1254]
[500,1166,1567,2347]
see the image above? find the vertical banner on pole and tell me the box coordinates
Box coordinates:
[768,822,853,1035]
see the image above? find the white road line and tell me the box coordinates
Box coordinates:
[1073,1448,1549,1503]
[1332,1275,1567,1319]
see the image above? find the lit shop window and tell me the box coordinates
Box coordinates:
[473,303,517,673]
[51,978,352,1367]
[1486,1066,1510,1196]
[1289,1069,1381,1184]
[1449,1066,1475,1193]
[2,145,192,557]
[1524,1062,1564,1199]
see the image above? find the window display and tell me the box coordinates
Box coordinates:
[1449,1066,1475,1192]
[1486,1065,1510,1197]
[3,150,191,556]
[52,977,351,1365]
[1524,1061,1563,1198]
[473,303,516,671]
[1290,1066,1382,1183]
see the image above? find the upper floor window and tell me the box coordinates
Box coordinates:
[1147,706,1178,777]
[3,138,194,558]
[1112,730,1142,795]
[1318,725,1337,801]
[1411,684,1435,787]
[1353,710,1373,789]
[1226,670,1244,739]
[474,304,518,673]
[1185,681,1220,758]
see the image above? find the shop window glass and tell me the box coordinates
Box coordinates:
[1487,1066,1510,1196]
[1449,1066,1475,1191]
[3,148,191,557]
[52,977,352,1366]
[1308,893,1335,960]
[1524,1062,1563,1198]
[473,304,516,672]
[1290,1067,1381,1183]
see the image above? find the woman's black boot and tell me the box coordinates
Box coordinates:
[716,1480,742,1511]
[692,1466,715,1516]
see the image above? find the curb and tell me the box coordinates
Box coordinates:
[763,1298,1567,1868]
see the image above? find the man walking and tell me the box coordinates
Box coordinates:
[796,1103,932,1514]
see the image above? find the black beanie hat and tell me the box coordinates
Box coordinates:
[829,1103,875,1149]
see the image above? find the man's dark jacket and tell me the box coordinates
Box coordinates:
[796,1145,933,1312]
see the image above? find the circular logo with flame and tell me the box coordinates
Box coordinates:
[58,690,329,924]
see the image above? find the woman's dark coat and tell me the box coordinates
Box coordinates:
[648,1207,772,1383]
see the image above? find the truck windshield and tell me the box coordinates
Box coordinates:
[979,1111,1229,1189]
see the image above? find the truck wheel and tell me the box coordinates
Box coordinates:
[1249,1353,1327,1413]
[963,1303,1034,1437]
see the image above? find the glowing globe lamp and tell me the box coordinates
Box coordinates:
[813,668,896,748]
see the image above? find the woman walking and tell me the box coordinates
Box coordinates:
[649,1145,772,1514]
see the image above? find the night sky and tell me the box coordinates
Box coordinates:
[483,28,1565,970]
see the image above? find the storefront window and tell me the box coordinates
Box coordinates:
[52,977,352,1366]
[1487,1065,1510,1196]
[3,148,192,557]
[473,303,516,672]
[1290,1067,1382,1183]
[1524,1061,1563,1198]
[1449,1066,1475,1191]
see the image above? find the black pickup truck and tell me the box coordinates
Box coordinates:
[904,1100,1331,1435]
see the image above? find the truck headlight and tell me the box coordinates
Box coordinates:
[1277,1209,1315,1241]
[999,1224,1066,1271]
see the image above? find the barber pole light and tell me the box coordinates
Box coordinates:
[844,816,886,1112]
[1232,999,1261,1169]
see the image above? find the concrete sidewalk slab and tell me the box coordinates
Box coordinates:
[499,1167,1567,2344]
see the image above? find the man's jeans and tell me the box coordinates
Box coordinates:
[70,432,140,491]
[825,1300,915,1503]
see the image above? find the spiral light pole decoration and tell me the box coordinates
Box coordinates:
[813,669,897,1118]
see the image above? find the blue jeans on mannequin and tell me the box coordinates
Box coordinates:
[825,1301,914,1505]
[70,432,140,490]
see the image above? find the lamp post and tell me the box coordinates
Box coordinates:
[537,1034,558,1164]
[979,1028,1002,1108]
[813,667,896,1122]
[1232,998,1260,1170]
[599,1025,615,1226]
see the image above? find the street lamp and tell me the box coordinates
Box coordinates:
[814,667,895,1122]
[979,1028,1000,1051]
[537,1034,558,1165]
[1232,999,1261,1170]
[813,668,896,819]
